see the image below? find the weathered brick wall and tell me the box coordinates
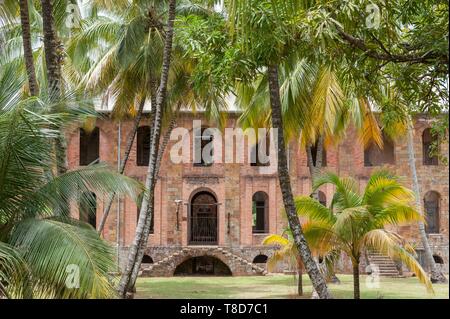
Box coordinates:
[66,113,449,274]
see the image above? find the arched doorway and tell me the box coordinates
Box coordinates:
[189,191,218,245]
[252,255,268,264]
[174,256,232,276]
[142,255,154,264]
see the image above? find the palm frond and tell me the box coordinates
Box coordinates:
[0,242,31,298]
[9,218,117,298]
[294,196,336,224]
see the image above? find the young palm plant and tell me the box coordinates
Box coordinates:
[0,94,143,298]
[263,225,326,297]
[294,170,433,299]
[263,230,305,296]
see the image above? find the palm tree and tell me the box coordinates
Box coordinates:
[294,170,434,299]
[264,232,304,296]
[266,65,331,299]
[238,59,385,284]
[65,0,167,234]
[118,0,178,299]
[224,0,333,299]
[0,99,143,298]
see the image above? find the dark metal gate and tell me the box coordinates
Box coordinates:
[189,192,218,245]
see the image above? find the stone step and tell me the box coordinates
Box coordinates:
[366,251,400,277]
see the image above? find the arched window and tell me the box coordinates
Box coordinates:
[307,139,327,167]
[142,255,154,264]
[318,191,326,206]
[137,126,151,166]
[424,191,440,234]
[422,128,438,165]
[364,132,395,167]
[252,192,268,233]
[79,192,96,228]
[252,255,268,264]
[194,127,214,166]
[79,127,99,165]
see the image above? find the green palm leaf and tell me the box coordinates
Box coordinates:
[9,218,117,298]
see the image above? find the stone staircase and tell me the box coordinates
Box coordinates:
[216,247,267,275]
[140,246,267,277]
[366,252,400,277]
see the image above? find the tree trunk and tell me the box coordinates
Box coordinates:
[98,96,147,234]
[406,121,447,283]
[352,261,360,299]
[19,0,39,96]
[267,64,332,299]
[117,0,177,298]
[297,264,303,296]
[41,0,61,99]
[126,116,177,290]
[155,117,177,177]
[41,0,68,176]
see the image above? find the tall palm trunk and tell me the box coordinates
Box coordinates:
[118,0,177,299]
[41,0,61,99]
[155,117,177,177]
[126,116,177,290]
[19,0,39,96]
[267,64,332,299]
[406,121,447,283]
[98,96,147,234]
[41,0,67,176]
[352,261,360,299]
[297,259,303,296]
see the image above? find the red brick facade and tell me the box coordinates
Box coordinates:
[66,113,449,275]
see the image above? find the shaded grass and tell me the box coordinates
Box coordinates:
[135,274,449,299]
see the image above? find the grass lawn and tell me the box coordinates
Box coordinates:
[135,274,449,299]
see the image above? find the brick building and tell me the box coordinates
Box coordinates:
[67,112,449,276]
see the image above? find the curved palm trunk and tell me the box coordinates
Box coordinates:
[41,0,67,176]
[352,261,360,299]
[118,0,177,299]
[155,117,177,177]
[98,97,147,234]
[19,0,39,96]
[126,116,177,290]
[268,65,332,299]
[406,122,447,283]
